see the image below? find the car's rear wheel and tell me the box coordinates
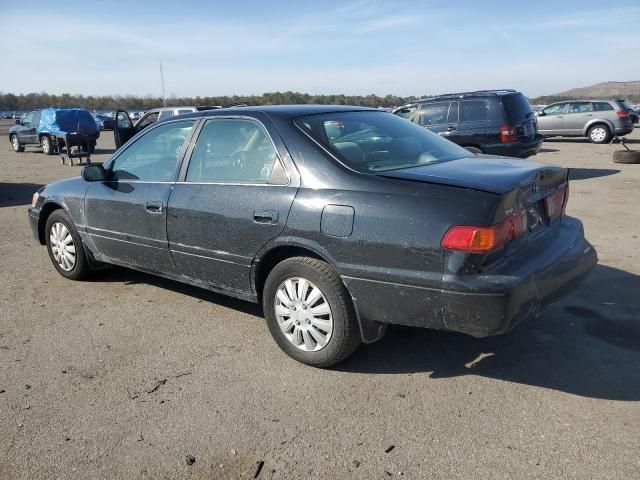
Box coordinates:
[588,125,611,144]
[263,257,361,367]
[45,210,90,280]
[10,134,24,152]
[41,135,55,155]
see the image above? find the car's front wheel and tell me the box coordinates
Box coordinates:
[588,125,611,144]
[45,210,90,280]
[10,134,24,152]
[41,135,55,155]
[263,257,361,367]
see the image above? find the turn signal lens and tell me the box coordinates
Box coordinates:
[442,210,527,253]
[31,192,40,208]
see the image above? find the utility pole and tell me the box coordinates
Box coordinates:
[160,61,166,107]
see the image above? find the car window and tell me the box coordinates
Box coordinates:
[296,111,469,173]
[418,102,450,126]
[460,100,490,123]
[186,118,281,184]
[22,111,34,126]
[177,109,193,115]
[543,104,566,115]
[110,120,194,182]
[568,102,592,114]
[158,110,174,121]
[137,112,159,129]
[393,106,417,119]
[617,100,633,110]
[447,101,459,123]
[593,102,614,111]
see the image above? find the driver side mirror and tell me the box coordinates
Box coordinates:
[536,111,545,117]
[82,163,107,182]
[15,119,21,125]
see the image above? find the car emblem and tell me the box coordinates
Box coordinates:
[532,182,540,194]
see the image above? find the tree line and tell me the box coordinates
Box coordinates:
[1,91,637,112]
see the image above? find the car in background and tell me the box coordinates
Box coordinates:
[392,90,543,158]
[28,105,596,366]
[113,106,222,147]
[536,99,635,143]
[94,113,115,130]
[9,108,100,154]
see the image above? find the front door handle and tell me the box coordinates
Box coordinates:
[254,210,278,223]
[145,201,163,213]
[446,126,457,131]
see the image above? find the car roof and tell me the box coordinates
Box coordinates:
[174,104,378,121]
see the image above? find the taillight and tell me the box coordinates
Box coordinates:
[617,110,630,117]
[500,124,518,143]
[544,183,568,220]
[442,210,527,253]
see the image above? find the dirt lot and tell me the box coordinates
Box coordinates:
[1,120,639,479]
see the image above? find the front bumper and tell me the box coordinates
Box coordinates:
[28,207,41,243]
[343,217,597,338]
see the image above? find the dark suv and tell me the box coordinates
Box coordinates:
[393,90,543,158]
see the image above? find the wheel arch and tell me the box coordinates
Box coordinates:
[37,201,65,245]
[583,119,614,137]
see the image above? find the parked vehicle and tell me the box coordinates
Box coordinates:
[392,90,543,158]
[112,106,221,147]
[94,113,115,130]
[28,106,597,367]
[9,108,100,154]
[536,99,635,143]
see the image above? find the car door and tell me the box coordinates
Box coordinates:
[564,102,593,135]
[167,115,297,293]
[415,101,456,139]
[85,119,197,273]
[18,111,36,144]
[114,110,136,148]
[537,103,567,134]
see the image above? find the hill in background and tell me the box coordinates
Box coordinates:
[532,81,640,104]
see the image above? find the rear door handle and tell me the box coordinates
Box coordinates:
[447,126,457,131]
[145,201,163,213]
[254,210,278,223]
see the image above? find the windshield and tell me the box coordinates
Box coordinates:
[295,111,469,173]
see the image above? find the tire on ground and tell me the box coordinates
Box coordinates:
[41,135,55,155]
[44,209,91,280]
[587,124,611,144]
[262,256,362,367]
[613,149,640,164]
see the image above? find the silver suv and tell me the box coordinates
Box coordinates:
[536,99,635,143]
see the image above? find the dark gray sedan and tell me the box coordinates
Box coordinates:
[28,105,597,367]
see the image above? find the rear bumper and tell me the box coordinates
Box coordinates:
[614,125,634,136]
[482,134,544,158]
[344,217,597,338]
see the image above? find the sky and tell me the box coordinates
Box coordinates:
[1,0,639,98]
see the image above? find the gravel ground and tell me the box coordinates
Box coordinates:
[1,122,639,479]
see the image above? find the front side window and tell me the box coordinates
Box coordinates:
[418,102,450,126]
[460,100,490,123]
[593,102,614,111]
[543,104,566,115]
[110,120,194,181]
[137,112,159,129]
[22,111,34,126]
[186,118,281,184]
[158,110,174,121]
[296,111,469,173]
[568,102,592,114]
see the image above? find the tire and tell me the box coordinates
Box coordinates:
[10,134,24,152]
[464,146,483,154]
[41,135,55,155]
[45,210,91,280]
[588,124,611,144]
[263,257,361,367]
[613,150,640,164]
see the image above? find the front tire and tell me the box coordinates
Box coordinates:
[588,125,611,144]
[45,210,90,280]
[41,135,55,155]
[263,257,361,367]
[10,134,24,152]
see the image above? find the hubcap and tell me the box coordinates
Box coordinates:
[274,277,333,352]
[591,128,606,142]
[11,136,19,150]
[42,137,50,153]
[49,222,76,271]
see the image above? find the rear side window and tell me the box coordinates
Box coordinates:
[568,102,592,113]
[177,109,193,115]
[593,102,614,111]
[158,110,174,121]
[186,118,282,184]
[460,100,490,123]
[418,102,450,126]
[502,93,533,120]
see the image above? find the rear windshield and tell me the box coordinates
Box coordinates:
[502,93,534,121]
[295,111,469,173]
[617,100,633,110]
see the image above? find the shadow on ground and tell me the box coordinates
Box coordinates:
[0,182,44,207]
[337,265,640,401]
[569,168,620,180]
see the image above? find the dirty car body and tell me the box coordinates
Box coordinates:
[28,106,597,365]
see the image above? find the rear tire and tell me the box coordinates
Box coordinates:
[41,135,55,155]
[10,134,24,152]
[613,150,640,164]
[263,257,361,367]
[45,210,91,280]
[588,125,611,144]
